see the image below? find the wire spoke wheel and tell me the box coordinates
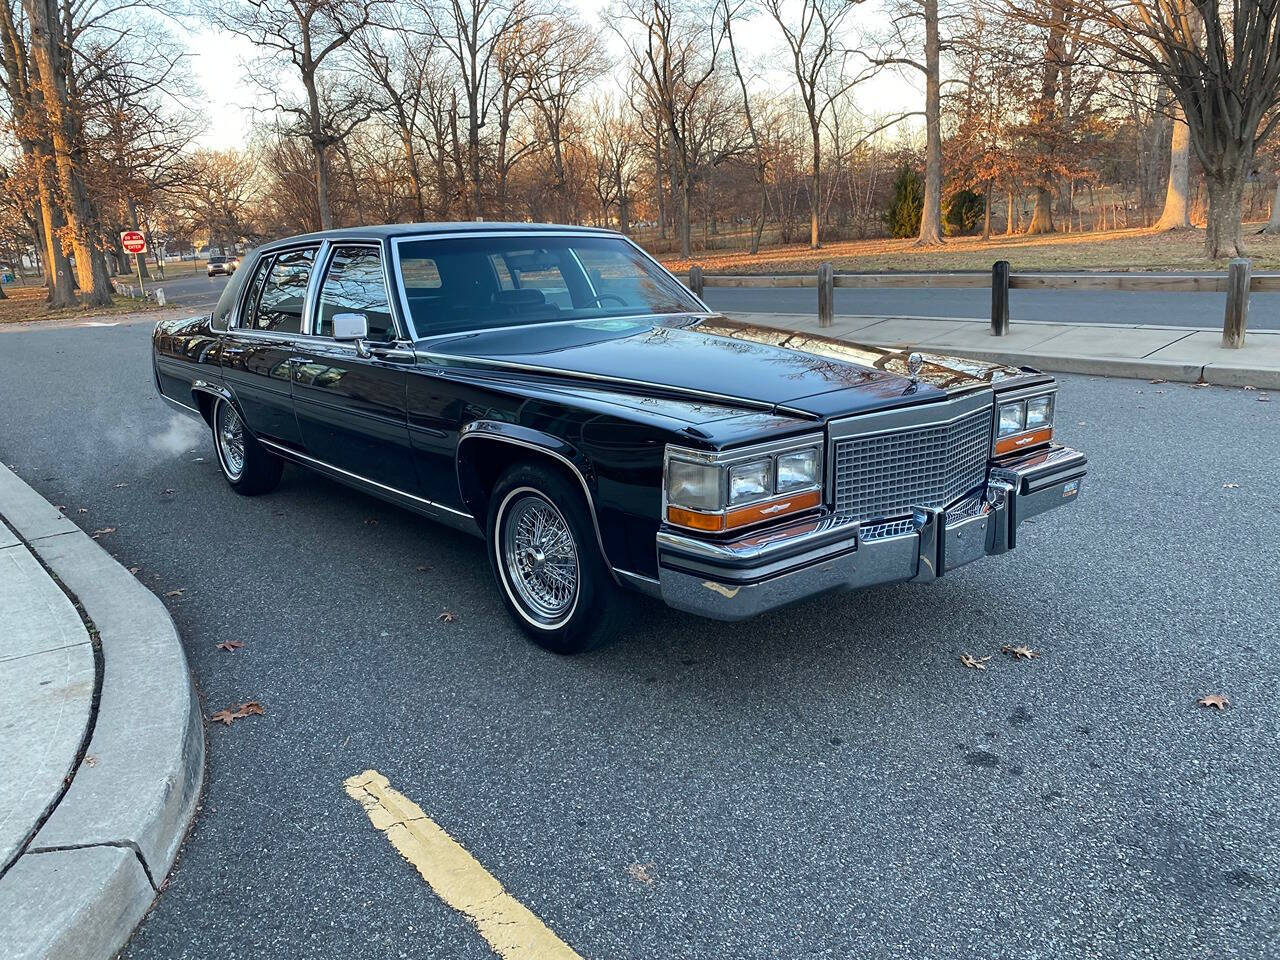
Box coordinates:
[216,402,246,481]
[501,492,580,625]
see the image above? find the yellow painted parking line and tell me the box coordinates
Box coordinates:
[343,770,584,960]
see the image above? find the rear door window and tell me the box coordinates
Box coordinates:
[246,247,317,334]
[315,245,396,342]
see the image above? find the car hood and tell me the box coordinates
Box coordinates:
[418,314,1029,419]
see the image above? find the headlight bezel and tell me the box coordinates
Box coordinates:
[993,385,1057,456]
[664,434,824,533]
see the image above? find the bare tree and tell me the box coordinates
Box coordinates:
[763,0,869,248]
[216,0,384,230]
[1076,0,1280,257]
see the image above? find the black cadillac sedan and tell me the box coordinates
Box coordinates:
[152,223,1087,654]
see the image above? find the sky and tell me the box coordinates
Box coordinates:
[183,0,922,152]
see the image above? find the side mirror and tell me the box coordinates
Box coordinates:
[332,312,369,341]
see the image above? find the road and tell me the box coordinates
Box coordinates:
[144,269,232,312]
[2,318,1277,959]
[701,285,1280,329]
[146,271,1280,331]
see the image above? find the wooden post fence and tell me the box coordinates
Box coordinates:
[817,262,834,328]
[991,260,1010,337]
[688,264,704,299]
[1223,257,1250,348]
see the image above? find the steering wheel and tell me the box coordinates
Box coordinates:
[585,293,627,307]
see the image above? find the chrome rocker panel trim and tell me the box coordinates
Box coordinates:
[257,437,480,537]
[656,445,1087,621]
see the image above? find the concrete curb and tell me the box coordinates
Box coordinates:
[0,463,204,960]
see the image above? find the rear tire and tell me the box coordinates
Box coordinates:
[487,463,625,654]
[212,398,282,496]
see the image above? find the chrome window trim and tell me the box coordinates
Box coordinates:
[662,433,825,521]
[388,228,708,341]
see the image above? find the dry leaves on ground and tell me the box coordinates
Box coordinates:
[113,483,128,489]
[215,640,244,652]
[1223,482,1241,489]
[364,518,378,525]
[627,863,656,886]
[210,701,265,726]
[1243,385,1257,391]
[1259,395,1272,402]
[90,527,115,538]
[960,653,991,670]
[1001,644,1042,661]
[83,755,98,767]
[76,507,88,514]
[1197,694,1230,711]
[415,564,431,572]
[437,610,457,623]
[165,588,185,597]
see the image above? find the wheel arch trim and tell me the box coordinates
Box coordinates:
[456,420,619,584]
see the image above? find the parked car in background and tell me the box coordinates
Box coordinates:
[207,255,236,277]
[153,223,1087,654]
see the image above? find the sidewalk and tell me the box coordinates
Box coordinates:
[726,312,1280,388]
[0,464,203,959]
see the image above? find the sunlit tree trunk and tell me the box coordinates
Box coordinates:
[1156,105,1192,230]
[916,0,943,246]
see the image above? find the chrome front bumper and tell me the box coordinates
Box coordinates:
[656,445,1087,621]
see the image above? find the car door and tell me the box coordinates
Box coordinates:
[289,242,420,494]
[219,246,317,446]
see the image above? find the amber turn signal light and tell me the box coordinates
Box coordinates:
[994,426,1053,456]
[666,506,726,532]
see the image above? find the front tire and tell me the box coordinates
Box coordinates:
[487,463,624,654]
[212,398,282,495]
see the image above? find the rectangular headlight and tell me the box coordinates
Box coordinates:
[776,448,820,492]
[998,401,1026,437]
[1026,394,1054,429]
[667,459,721,511]
[729,458,772,505]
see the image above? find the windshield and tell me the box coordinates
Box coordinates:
[395,234,702,338]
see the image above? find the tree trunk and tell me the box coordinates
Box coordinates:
[1263,180,1280,235]
[982,180,993,240]
[810,121,821,249]
[679,175,692,259]
[33,146,75,306]
[1026,186,1054,234]
[24,0,110,306]
[1005,190,1015,236]
[751,191,766,254]
[916,0,944,246]
[1204,164,1247,259]
[1156,105,1193,230]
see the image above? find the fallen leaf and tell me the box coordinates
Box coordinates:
[210,708,239,726]
[76,508,88,514]
[237,701,265,717]
[84,755,98,767]
[1149,378,1166,384]
[364,518,378,525]
[55,504,66,511]
[192,457,205,462]
[90,527,116,538]
[1223,482,1240,489]
[627,862,656,886]
[165,588,185,597]
[1259,394,1271,402]
[960,653,991,670]
[128,566,140,575]
[415,564,431,572]
[437,610,457,623]
[160,487,174,495]
[1197,694,1230,710]
[215,640,244,652]
[1243,385,1257,391]
[1193,381,1210,388]
[113,482,128,488]
[1001,644,1041,661]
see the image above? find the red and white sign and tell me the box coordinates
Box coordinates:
[120,230,146,254]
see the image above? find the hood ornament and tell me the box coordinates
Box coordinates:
[907,351,924,383]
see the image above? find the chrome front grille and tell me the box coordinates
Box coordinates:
[833,403,993,523]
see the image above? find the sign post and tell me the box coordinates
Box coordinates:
[120,230,147,298]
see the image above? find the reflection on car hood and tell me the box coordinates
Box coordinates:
[418,314,1031,419]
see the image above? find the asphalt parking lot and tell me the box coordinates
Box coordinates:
[2,317,1278,959]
